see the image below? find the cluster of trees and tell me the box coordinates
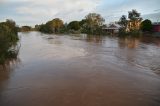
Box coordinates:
[35,11,152,36]
[35,13,105,35]
[17,10,153,36]
[0,19,19,64]
[118,9,143,34]
[35,18,64,34]
[20,26,32,32]
[118,9,153,35]
[81,13,105,34]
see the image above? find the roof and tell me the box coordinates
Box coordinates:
[103,24,121,30]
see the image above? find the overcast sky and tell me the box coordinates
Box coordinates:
[0,0,160,26]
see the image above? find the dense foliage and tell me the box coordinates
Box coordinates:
[141,19,152,32]
[39,24,53,34]
[118,15,128,32]
[13,10,153,36]
[37,18,64,34]
[83,13,105,34]
[67,21,80,31]
[0,19,19,64]
[21,26,32,32]
[118,9,143,36]
[36,13,105,35]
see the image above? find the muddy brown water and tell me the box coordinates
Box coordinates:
[0,31,160,106]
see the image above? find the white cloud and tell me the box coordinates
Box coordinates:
[0,0,5,4]
[14,0,101,25]
[98,0,160,23]
[2,0,160,26]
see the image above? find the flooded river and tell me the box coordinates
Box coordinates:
[0,31,160,106]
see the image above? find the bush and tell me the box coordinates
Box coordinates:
[0,19,19,64]
[141,19,152,32]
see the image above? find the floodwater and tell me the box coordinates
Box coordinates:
[0,31,160,106]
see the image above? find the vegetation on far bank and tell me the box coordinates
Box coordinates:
[18,9,155,37]
[35,13,106,35]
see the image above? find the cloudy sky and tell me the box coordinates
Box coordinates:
[0,0,160,26]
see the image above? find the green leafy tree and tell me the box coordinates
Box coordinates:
[128,9,142,31]
[39,18,64,34]
[50,18,64,33]
[85,13,105,34]
[141,19,152,32]
[79,19,87,27]
[59,23,68,33]
[0,19,19,64]
[118,15,128,32]
[39,23,53,33]
[21,26,32,32]
[67,21,80,31]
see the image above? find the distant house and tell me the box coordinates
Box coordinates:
[152,23,160,37]
[153,23,160,32]
[103,24,120,34]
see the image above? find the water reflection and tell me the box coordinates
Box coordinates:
[85,35,104,43]
[118,37,140,49]
[0,43,20,71]
[0,55,21,100]
[140,36,160,47]
[0,58,21,71]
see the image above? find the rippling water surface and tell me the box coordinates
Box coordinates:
[0,31,160,106]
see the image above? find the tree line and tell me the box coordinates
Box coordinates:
[17,10,153,35]
[32,10,153,35]
[118,9,152,35]
[35,13,106,35]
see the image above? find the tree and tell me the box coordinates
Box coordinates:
[0,19,19,64]
[35,24,41,31]
[50,18,64,33]
[38,18,64,34]
[128,9,142,31]
[21,26,32,32]
[59,23,68,33]
[79,19,88,33]
[118,15,128,32]
[141,19,152,32]
[79,19,87,27]
[85,13,105,34]
[67,21,80,31]
[39,23,53,34]
[5,19,18,35]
